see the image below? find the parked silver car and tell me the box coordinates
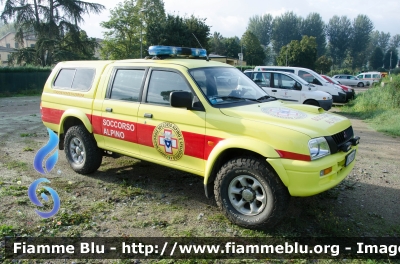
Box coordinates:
[332,74,369,87]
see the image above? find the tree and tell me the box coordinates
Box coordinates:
[1,0,105,65]
[271,11,302,55]
[377,31,391,52]
[100,0,142,59]
[146,14,210,50]
[276,36,317,69]
[350,14,374,69]
[208,32,225,55]
[369,47,384,70]
[247,14,273,46]
[326,15,352,67]
[0,21,15,36]
[224,36,241,58]
[389,34,400,49]
[241,30,265,66]
[100,0,165,59]
[315,55,333,74]
[301,13,326,56]
[383,48,398,70]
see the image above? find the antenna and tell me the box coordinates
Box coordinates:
[192,33,203,49]
[192,33,209,61]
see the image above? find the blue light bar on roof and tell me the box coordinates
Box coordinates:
[148,45,207,57]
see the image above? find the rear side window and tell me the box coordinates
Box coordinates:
[110,69,145,101]
[53,68,95,91]
[365,74,371,78]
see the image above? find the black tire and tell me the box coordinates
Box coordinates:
[304,100,319,107]
[214,157,290,229]
[357,82,364,87]
[64,125,102,174]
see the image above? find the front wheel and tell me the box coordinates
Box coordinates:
[304,100,320,107]
[214,157,290,229]
[64,125,103,174]
[357,82,364,87]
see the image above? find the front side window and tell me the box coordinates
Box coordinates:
[299,70,314,83]
[273,73,297,89]
[110,69,145,101]
[147,70,191,105]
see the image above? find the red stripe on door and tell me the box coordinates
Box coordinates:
[92,116,138,143]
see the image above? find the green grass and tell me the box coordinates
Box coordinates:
[0,89,42,98]
[342,75,400,136]
[5,160,28,171]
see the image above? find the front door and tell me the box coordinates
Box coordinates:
[271,73,301,103]
[136,68,206,174]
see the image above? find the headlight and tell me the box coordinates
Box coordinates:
[308,137,331,160]
[334,85,342,90]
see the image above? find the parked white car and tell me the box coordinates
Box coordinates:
[356,72,382,85]
[244,70,333,110]
[332,74,369,87]
[253,66,347,103]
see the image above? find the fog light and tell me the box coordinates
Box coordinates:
[340,142,352,152]
[320,167,333,177]
[351,136,360,146]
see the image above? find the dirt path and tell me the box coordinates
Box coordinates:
[0,96,399,239]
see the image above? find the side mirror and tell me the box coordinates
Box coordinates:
[170,91,192,109]
[294,82,302,90]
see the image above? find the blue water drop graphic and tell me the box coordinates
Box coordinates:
[33,128,59,174]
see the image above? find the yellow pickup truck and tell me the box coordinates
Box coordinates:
[40,46,359,229]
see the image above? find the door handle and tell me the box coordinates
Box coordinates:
[105,107,113,112]
[272,90,277,92]
[144,113,153,118]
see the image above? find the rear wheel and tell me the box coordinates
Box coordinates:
[357,82,364,87]
[214,157,290,229]
[64,125,102,174]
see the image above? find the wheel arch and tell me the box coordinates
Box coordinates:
[58,110,92,150]
[203,138,281,198]
[303,99,319,107]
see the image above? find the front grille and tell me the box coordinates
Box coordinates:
[332,126,354,147]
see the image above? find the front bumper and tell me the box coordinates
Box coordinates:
[332,92,347,103]
[317,99,333,111]
[268,146,358,197]
[345,90,355,101]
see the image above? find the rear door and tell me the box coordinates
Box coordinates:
[99,67,147,155]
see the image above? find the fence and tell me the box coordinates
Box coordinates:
[0,67,51,94]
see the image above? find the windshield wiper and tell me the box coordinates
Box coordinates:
[209,96,246,101]
[256,95,277,101]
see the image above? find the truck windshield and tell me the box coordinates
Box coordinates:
[189,67,271,105]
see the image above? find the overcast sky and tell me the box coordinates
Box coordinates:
[79,0,400,40]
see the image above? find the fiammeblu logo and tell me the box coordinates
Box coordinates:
[28,128,61,218]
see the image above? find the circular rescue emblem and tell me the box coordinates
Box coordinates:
[261,107,307,120]
[152,122,185,161]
